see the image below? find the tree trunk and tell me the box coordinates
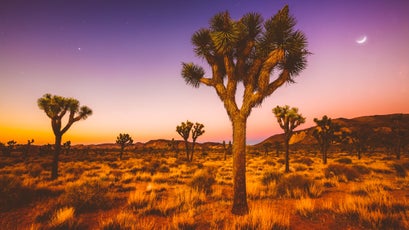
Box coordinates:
[120,146,124,160]
[231,117,249,215]
[322,144,327,164]
[184,140,190,161]
[51,134,62,180]
[191,141,195,162]
[284,135,290,173]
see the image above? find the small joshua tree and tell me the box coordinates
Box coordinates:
[176,121,193,161]
[62,141,71,155]
[38,94,92,179]
[190,122,205,161]
[3,140,17,157]
[23,139,34,159]
[263,142,273,156]
[313,115,339,164]
[273,105,305,173]
[274,141,282,157]
[116,133,133,160]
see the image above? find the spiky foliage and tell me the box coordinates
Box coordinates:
[190,122,205,161]
[342,127,372,160]
[273,105,306,173]
[176,121,193,161]
[62,140,71,155]
[313,115,340,164]
[38,93,92,179]
[181,5,309,215]
[2,140,16,156]
[116,133,133,160]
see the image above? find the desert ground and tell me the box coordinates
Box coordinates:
[0,144,408,230]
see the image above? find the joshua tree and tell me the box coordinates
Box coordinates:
[263,142,273,156]
[313,115,339,164]
[168,138,178,157]
[190,122,205,161]
[38,93,92,180]
[2,140,17,156]
[176,121,194,161]
[273,105,305,173]
[181,6,308,214]
[62,141,71,155]
[116,133,133,160]
[23,139,35,159]
[274,141,282,157]
[392,114,406,159]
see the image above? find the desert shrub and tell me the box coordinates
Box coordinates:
[293,157,314,166]
[261,171,283,186]
[276,174,312,198]
[277,159,285,165]
[100,211,155,230]
[335,157,352,164]
[352,165,371,175]
[324,164,360,181]
[60,179,110,212]
[189,168,215,194]
[28,163,43,178]
[158,165,170,173]
[0,175,28,210]
[391,163,407,178]
[48,206,82,230]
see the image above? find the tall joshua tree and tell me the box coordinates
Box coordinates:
[181,6,308,214]
[190,122,205,161]
[116,133,133,160]
[176,121,193,161]
[273,105,305,173]
[38,94,92,180]
[313,115,339,164]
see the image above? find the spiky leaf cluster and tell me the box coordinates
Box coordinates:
[182,5,309,105]
[273,105,306,137]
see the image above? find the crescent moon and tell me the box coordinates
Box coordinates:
[356,36,367,44]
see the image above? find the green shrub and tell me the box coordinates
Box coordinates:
[335,157,352,164]
[189,168,215,194]
[60,179,110,212]
[324,164,360,181]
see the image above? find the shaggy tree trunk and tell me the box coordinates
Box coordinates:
[284,134,290,173]
[231,117,249,215]
[51,134,62,180]
[184,140,190,161]
[120,146,124,160]
[191,142,196,162]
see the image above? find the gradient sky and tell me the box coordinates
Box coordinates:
[1,0,408,145]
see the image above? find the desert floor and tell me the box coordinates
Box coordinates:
[1,149,408,229]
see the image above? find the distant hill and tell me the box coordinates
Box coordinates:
[255,113,409,149]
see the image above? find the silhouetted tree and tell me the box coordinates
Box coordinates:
[273,105,305,173]
[3,140,17,156]
[38,94,92,180]
[392,114,406,159]
[62,141,71,155]
[176,121,193,161]
[168,138,178,157]
[23,139,34,160]
[190,122,205,161]
[181,6,308,214]
[313,115,339,164]
[116,133,133,160]
[263,142,273,156]
[342,127,371,160]
[274,141,282,157]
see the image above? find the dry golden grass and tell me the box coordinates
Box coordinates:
[0,149,408,229]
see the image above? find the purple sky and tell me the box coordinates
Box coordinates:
[1,0,409,145]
